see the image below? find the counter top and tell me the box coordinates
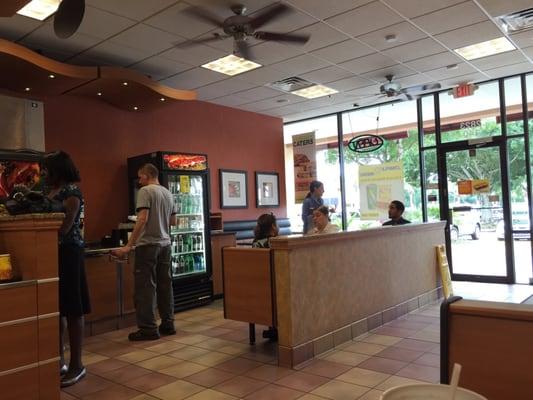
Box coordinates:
[0,212,65,221]
[85,246,123,255]
[0,278,37,289]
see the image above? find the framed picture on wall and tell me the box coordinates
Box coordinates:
[255,171,279,207]
[219,169,248,209]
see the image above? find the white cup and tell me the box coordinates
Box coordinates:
[381,384,487,400]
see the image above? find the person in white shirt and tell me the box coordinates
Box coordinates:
[310,205,340,235]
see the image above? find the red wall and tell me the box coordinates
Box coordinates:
[44,95,286,242]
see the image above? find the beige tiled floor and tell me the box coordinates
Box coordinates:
[62,300,444,400]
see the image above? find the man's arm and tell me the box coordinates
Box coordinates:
[169,213,177,226]
[111,209,148,257]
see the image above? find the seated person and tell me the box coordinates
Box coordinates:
[252,213,279,248]
[310,205,340,234]
[383,200,411,226]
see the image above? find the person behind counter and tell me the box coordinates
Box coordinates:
[252,213,279,248]
[111,163,177,341]
[43,151,91,388]
[301,180,324,234]
[310,205,340,234]
[383,200,411,226]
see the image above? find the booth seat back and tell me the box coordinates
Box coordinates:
[223,218,293,242]
[222,247,275,327]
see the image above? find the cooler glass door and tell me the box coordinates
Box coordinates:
[168,174,207,278]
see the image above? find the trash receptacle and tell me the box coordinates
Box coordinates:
[380,383,487,400]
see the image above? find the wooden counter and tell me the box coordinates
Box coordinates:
[0,213,63,400]
[211,231,236,297]
[269,221,445,367]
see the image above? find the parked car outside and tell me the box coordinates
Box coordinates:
[496,204,531,240]
[450,206,481,241]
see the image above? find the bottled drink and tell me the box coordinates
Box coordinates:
[178,255,184,274]
[197,234,202,250]
[177,235,183,253]
[186,255,193,273]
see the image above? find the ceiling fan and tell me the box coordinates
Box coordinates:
[180,3,310,60]
[378,74,441,101]
[53,0,85,39]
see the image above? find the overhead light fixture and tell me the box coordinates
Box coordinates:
[291,84,338,99]
[160,97,166,102]
[201,54,261,76]
[133,106,139,111]
[17,0,61,21]
[385,34,397,43]
[97,92,102,96]
[48,74,55,79]
[24,87,31,91]
[122,82,129,86]
[446,64,458,70]
[453,37,515,60]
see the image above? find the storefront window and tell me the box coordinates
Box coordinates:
[421,95,436,147]
[423,149,440,221]
[284,116,342,232]
[341,101,420,228]
[504,76,524,134]
[439,81,501,142]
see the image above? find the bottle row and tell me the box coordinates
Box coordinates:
[168,178,202,196]
[171,233,203,254]
[172,254,205,275]
[173,193,203,215]
[174,215,203,231]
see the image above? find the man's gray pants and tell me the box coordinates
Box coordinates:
[134,244,174,334]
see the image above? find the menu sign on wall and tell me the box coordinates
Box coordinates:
[163,153,207,171]
[293,132,317,203]
[359,162,404,221]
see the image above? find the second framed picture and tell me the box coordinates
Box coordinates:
[219,169,248,209]
[255,171,280,208]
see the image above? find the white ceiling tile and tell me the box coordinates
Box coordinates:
[319,76,374,91]
[342,84,378,97]
[395,74,436,88]
[361,64,417,82]
[0,15,42,41]
[86,0,177,21]
[405,51,463,72]
[326,1,403,37]
[383,38,448,62]
[249,41,303,66]
[412,2,488,35]
[130,56,192,81]
[509,31,533,51]
[253,7,316,33]
[209,95,251,107]
[425,62,479,81]
[300,66,354,84]
[111,24,184,55]
[475,0,533,17]
[184,0,275,16]
[470,50,528,70]
[238,65,291,85]
[435,20,503,50]
[485,62,533,79]
[159,44,226,67]
[381,0,465,19]
[270,54,329,76]
[311,39,374,64]
[160,67,227,90]
[522,46,533,59]
[145,2,218,39]
[233,86,281,101]
[75,41,159,67]
[284,22,349,53]
[77,6,137,40]
[195,78,256,100]
[440,72,488,87]
[338,52,396,74]
[286,0,372,19]
[357,22,426,51]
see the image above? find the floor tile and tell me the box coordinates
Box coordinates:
[214,357,263,374]
[408,330,440,343]
[79,383,142,400]
[396,363,440,383]
[217,343,250,355]
[117,349,160,363]
[183,367,236,387]
[356,357,407,375]
[386,320,430,331]
[144,341,187,354]
[297,395,330,400]
[129,395,159,400]
[172,334,211,345]
[185,388,239,400]
[375,375,426,391]
[371,326,418,338]
[83,352,110,365]
[104,364,152,384]
[159,360,209,378]
[87,358,130,375]
[311,379,370,400]
[214,375,269,397]
[275,371,330,392]
[60,391,77,400]
[357,389,384,400]
[374,346,424,363]
[301,359,352,378]
[148,380,204,400]
[62,373,114,398]
[392,338,436,352]
[191,351,236,367]
[136,355,180,371]
[245,364,295,382]
[123,371,178,392]
[244,383,305,400]
[341,342,387,356]
[322,350,370,367]
[413,352,440,368]
[336,367,390,388]
[168,346,211,360]
[357,334,402,346]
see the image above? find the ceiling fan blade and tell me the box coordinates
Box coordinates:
[402,82,442,94]
[175,34,229,48]
[235,40,253,60]
[254,31,309,44]
[249,3,292,30]
[54,0,85,39]
[182,6,225,28]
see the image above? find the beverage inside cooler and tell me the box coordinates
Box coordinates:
[168,174,207,277]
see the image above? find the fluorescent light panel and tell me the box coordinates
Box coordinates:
[201,54,261,76]
[17,0,61,20]
[453,37,515,60]
[291,84,338,99]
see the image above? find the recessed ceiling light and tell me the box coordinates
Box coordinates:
[276,99,289,103]
[291,84,338,99]
[160,97,166,102]
[453,37,515,60]
[446,64,458,70]
[16,0,61,21]
[122,82,128,86]
[48,74,55,79]
[133,106,139,111]
[201,54,261,76]
[24,87,31,91]
[97,92,102,96]
[385,34,397,43]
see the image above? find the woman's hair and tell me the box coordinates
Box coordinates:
[314,205,330,221]
[254,213,277,240]
[42,150,81,186]
[305,180,323,199]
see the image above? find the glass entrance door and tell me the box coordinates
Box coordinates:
[440,142,515,283]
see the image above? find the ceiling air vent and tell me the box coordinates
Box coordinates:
[267,76,313,93]
[498,7,533,34]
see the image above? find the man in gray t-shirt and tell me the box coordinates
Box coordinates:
[112,163,177,341]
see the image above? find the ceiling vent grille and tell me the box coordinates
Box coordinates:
[267,76,314,93]
[498,7,533,34]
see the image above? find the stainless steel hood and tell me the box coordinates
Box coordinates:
[0,94,44,152]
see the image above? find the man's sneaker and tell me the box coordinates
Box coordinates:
[158,324,176,336]
[128,330,160,341]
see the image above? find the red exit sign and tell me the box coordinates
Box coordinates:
[452,83,476,98]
